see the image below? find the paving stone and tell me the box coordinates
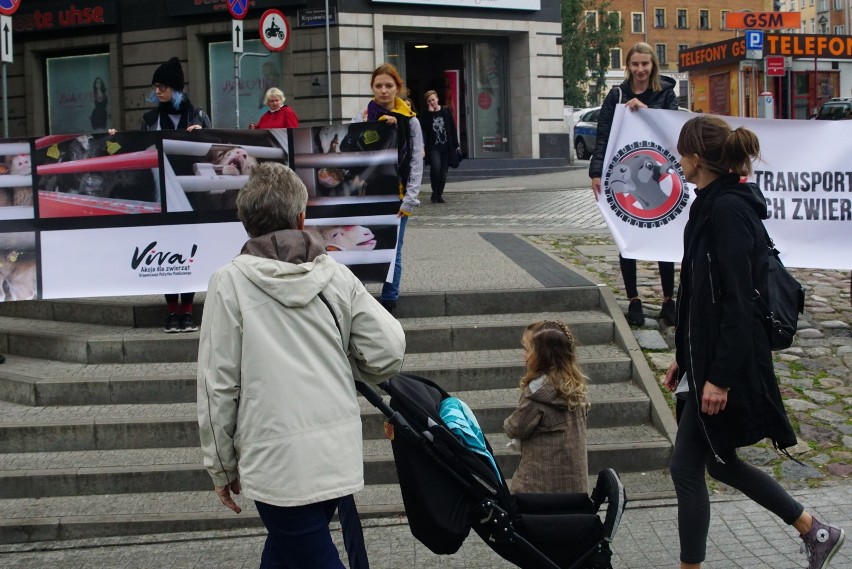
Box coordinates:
[801,389,836,404]
[784,398,820,412]
[811,409,848,426]
[780,460,823,480]
[632,330,668,351]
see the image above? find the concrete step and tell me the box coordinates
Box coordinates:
[0,382,649,453]
[0,469,674,545]
[0,425,668,499]
[0,345,632,406]
[0,288,602,326]
[0,308,613,364]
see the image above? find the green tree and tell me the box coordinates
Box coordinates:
[562,0,623,108]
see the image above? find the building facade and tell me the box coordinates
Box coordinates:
[586,0,769,109]
[0,0,566,160]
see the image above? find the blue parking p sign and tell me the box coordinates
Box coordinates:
[746,30,764,50]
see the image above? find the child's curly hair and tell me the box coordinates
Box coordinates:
[520,320,589,411]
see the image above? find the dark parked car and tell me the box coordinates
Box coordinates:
[815,97,852,120]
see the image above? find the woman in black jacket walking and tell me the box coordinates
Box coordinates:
[589,42,677,327]
[420,90,459,204]
[663,115,845,569]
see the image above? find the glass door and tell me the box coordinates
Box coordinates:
[470,41,510,158]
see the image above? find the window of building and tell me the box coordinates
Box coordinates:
[720,10,730,30]
[610,48,622,69]
[656,44,667,65]
[632,12,644,33]
[603,11,621,31]
[678,43,689,56]
[209,39,284,129]
[585,10,598,32]
[655,8,665,28]
[607,11,621,28]
[810,18,815,32]
[834,0,842,9]
[817,0,826,11]
[46,53,112,134]
[699,10,710,29]
[677,9,688,28]
[835,25,844,34]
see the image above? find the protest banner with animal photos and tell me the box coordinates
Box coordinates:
[0,123,400,301]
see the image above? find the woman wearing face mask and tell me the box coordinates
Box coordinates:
[249,87,299,129]
[419,90,459,204]
[589,42,678,328]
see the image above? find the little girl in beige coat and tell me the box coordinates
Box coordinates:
[504,320,590,495]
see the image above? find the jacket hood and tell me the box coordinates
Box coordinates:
[716,175,769,220]
[233,230,334,307]
[526,376,570,409]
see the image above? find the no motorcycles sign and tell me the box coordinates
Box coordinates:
[259,9,290,52]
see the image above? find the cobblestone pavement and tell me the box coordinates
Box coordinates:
[1,485,849,568]
[526,232,852,490]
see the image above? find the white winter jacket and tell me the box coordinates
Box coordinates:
[197,230,406,507]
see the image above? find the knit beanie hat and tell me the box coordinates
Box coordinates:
[152,57,185,91]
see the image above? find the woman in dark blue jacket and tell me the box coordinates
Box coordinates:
[663,115,845,569]
[589,42,678,327]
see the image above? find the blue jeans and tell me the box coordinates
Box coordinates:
[256,498,345,569]
[381,215,407,302]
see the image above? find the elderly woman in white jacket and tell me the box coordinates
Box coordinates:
[197,162,406,568]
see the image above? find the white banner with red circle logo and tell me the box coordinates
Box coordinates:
[599,106,852,269]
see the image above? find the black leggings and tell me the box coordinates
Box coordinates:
[619,255,674,299]
[428,149,450,198]
[669,396,804,564]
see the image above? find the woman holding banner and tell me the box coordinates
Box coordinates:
[140,56,211,333]
[663,115,845,569]
[589,42,678,327]
[352,64,424,315]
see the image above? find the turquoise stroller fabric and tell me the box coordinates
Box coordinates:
[439,397,502,481]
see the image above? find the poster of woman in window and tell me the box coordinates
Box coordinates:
[46,54,111,135]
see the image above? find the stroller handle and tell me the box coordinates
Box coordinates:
[355,380,422,443]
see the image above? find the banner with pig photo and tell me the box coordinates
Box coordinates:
[0,123,400,301]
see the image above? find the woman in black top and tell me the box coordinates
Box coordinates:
[420,90,459,204]
[589,42,678,327]
[663,115,845,569]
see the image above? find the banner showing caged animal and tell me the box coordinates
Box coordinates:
[0,124,405,301]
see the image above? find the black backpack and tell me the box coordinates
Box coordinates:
[753,231,805,350]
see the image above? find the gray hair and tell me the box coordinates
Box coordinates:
[263,87,285,105]
[236,162,307,237]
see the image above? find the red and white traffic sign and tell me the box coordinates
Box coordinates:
[259,9,291,53]
[765,56,786,76]
[0,0,21,17]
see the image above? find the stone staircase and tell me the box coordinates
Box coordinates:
[0,287,677,544]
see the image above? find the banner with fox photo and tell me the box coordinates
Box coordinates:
[0,122,401,302]
[599,106,852,270]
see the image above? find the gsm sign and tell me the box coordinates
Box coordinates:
[725,11,802,30]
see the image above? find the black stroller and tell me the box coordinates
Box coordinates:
[357,373,627,569]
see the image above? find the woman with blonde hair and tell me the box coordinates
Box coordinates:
[589,41,678,328]
[249,87,299,129]
[664,115,845,569]
[503,320,590,494]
